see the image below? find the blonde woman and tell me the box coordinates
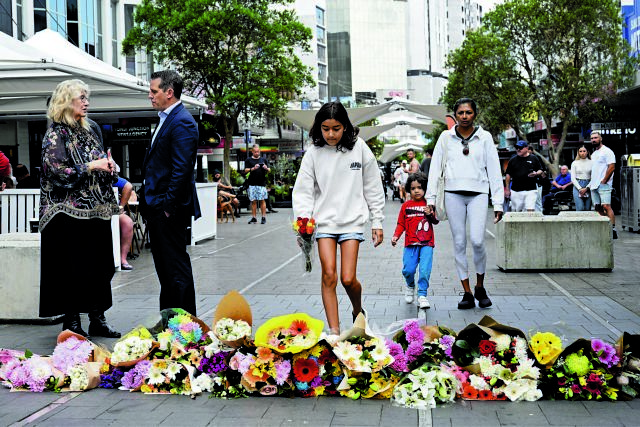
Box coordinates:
[39,79,121,338]
[570,146,593,211]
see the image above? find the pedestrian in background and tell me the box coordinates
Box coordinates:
[141,70,201,315]
[571,146,592,211]
[404,148,420,174]
[588,131,617,239]
[426,97,503,310]
[293,101,385,334]
[392,172,438,310]
[39,79,121,338]
[394,160,408,201]
[505,140,543,212]
[244,144,271,224]
[527,145,548,212]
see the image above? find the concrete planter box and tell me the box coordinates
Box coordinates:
[0,233,44,321]
[495,211,613,271]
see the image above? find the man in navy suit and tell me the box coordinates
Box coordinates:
[141,70,201,315]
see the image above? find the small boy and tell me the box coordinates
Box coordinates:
[391,172,438,309]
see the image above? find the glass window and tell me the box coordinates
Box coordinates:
[0,0,11,36]
[317,45,326,62]
[124,4,135,75]
[319,83,328,102]
[16,0,23,39]
[316,6,324,26]
[34,9,46,32]
[318,63,327,82]
[316,26,325,44]
[67,0,79,45]
[111,0,117,67]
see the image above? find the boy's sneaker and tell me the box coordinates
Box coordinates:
[458,292,476,310]
[418,296,430,309]
[404,286,415,304]
[474,286,492,308]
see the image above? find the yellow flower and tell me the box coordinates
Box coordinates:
[530,332,563,365]
[315,385,325,396]
[579,376,587,386]
[141,384,153,393]
[309,344,323,358]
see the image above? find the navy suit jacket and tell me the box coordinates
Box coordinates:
[141,102,201,221]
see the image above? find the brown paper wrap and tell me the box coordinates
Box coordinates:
[212,291,253,348]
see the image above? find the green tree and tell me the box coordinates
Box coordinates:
[123,0,315,181]
[442,0,638,175]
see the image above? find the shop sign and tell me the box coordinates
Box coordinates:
[113,125,151,139]
[592,122,637,135]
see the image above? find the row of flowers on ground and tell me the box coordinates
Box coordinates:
[1,291,640,409]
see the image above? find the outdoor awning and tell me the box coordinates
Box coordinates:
[379,140,428,163]
[358,121,436,141]
[286,99,449,130]
[0,30,206,119]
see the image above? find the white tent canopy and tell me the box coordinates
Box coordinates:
[358,121,436,141]
[0,30,206,119]
[379,140,429,163]
[286,98,448,130]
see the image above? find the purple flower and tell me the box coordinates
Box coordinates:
[386,340,403,356]
[390,352,408,372]
[591,339,605,353]
[52,337,93,375]
[405,341,423,362]
[199,352,229,375]
[275,360,291,386]
[310,376,323,388]
[121,360,151,390]
[405,327,425,344]
[404,320,420,333]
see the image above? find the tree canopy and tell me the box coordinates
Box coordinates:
[123,0,315,180]
[442,0,638,174]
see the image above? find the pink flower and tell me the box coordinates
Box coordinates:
[571,384,581,394]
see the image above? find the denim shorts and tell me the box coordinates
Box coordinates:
[315,232,365,243]
[591,183,612,206]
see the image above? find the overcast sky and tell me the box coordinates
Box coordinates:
[477,0,502,11]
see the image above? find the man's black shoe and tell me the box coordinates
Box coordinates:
[613,228,618,240]
[261,217,266,224]
[248,217,257,224]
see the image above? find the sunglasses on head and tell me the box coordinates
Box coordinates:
[462,141,469,156]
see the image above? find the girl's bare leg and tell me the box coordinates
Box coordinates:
[318,238,340,333]
[339,240,362,320]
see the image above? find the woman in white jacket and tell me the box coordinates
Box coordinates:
[293,102,385,334]
[426,98,504,310]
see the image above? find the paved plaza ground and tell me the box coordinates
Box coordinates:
[1,201,640,426]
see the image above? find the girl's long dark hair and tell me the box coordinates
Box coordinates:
[309,102,359,151]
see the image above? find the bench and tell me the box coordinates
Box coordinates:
[495,211,613,271]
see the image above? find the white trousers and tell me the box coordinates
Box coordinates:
[510,189,537,212]
[444,192,488,281]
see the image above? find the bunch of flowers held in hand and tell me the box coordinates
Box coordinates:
[461,335,543,402]
[110,336,154,365]
[214,318,251,342]
[293,217,316,272]
[229,347,291,396]
[332,335,394,373]
[545,340,618,401]
[392,364,460,409]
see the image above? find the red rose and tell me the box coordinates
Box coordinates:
[478,339,497,355]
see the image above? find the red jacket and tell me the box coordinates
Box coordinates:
[393,199,438,247]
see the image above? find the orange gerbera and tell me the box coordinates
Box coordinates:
[289,319,311,336]
[462,384,479,399]
[293,358,319,383]
[478,389,493,400]
[256,347,275,362]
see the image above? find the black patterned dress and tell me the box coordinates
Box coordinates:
[39,122,119,317]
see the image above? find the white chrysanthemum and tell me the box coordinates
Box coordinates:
[333,341,359,361]
[69,365,89,391]
[494,335,512,352]
[523,387,543,402]
[469,374,490,390]
[515,358,540,380]
[475,356,494,376]
[514,337,528,361]
[147,366,165,385]
[192,374,214,392]
[164,362,182,380]
[370,342,391,362]
[503,380,527,401]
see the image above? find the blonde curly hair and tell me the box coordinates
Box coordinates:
[47,79,90,129]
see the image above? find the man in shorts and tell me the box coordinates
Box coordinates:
[505,140,544,212]
[244,144,271,224]
[588,131,617,239]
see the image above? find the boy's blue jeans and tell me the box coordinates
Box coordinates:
[402,245,434,297]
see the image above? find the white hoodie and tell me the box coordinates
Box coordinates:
[292,138,385,234]
[426,126,504,211]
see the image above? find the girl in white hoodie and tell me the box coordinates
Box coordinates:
[293,102,385,334]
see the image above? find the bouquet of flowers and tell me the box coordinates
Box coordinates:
[214,318,252,347]
[337,369,399,400]
[529,331,564,368]
[254,313,324,354]
[542,338,618,401]
[293,217,316,272]
[52,336,94,375]
[140,359,192,395]
[110,335,155,366]
[386,321,456,373]
[391,364,460,409]
[460,335,543,402]
[229,347,292,396]
[615,332,640,399]
[0,352,66,392]
[290,340,344,397]
[68,362,102,391]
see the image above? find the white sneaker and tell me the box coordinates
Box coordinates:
[418,296,431,309]
[404,286,415,304]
